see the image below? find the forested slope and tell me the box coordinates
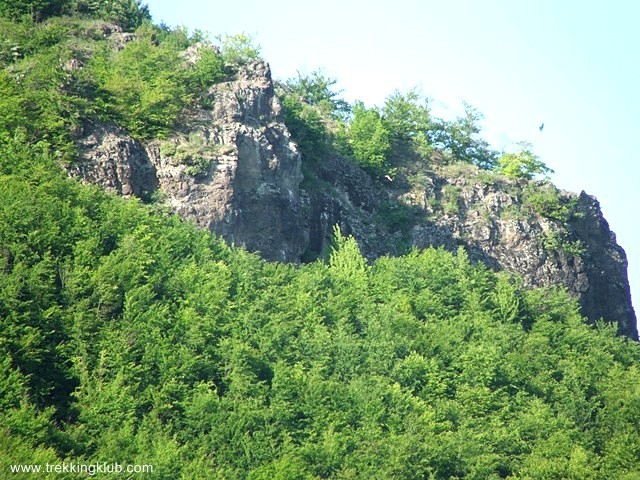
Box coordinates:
[1,2,640,478]
[2,135,640,479]
[1,0,636,338]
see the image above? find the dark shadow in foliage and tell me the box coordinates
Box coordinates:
[0,0,70,22]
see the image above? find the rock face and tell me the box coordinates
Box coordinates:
[73,61,305,262]
[405,171,638,339]
[570,192,637,339]
[71,121,157,196]
[69,60,638,340]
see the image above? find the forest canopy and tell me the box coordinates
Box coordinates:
[1,136,640,478]
[0,5,639,480]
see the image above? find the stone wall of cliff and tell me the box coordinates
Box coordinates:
[71,61,305,262]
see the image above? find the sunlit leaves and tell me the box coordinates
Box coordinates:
[497,142,554,180]
[90,35,189,138]
[218,32,261,66]
[2,137,640,477]
[347,102,392,177]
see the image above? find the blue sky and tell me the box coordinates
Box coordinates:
[146,0,639,322]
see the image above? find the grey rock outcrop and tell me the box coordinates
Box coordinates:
[71,61,305,262]
[403,169,637,339]
[69,60,637,340]
[570,192,637,339]
[72,121,157,196]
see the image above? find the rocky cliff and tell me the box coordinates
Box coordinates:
[68,60,638,340]
[71,61,305,262]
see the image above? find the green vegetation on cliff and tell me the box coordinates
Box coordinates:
[1,6,639,480]
[279,73,501,178]
[0,0,259,160]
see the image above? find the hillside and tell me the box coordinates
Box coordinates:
[66,49,636,340]
[1,3,640,478]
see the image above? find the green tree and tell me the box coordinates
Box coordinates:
[280,72,352,165]
[496,142,554,179]
[218,33,261,66]
[98,0,150,30]
[286,70,350,120]
[491,273,521,323]
[431,102,498,168]
[383,89,431,141]
[0,0,70,21]
[71,0,150,30]
[382,88,433,159]
[186,45,225,92]
[281,92,329,163]
[0,72,29,134]
[2,9,640,476]
[348,101,392,176]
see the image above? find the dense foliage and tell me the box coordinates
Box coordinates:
[0,7,234,153]
[347,102,392,176]
[279,75,504,179]
[1,7,638,480]
[497,143,554,180]
[89,25,224,138]
[1,138,640,479]
[0,0,149,28]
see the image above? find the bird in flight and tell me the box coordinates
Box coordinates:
[539,122,544,132]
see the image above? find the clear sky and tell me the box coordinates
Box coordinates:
[146,0,639,323]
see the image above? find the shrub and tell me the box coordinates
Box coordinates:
[496,143,553,180]
[160,133,222,177]
[542,230,586,257]
[522,183,577,222]
[218,32,260,67]
[441,184,461,215]
[348,102,391,177]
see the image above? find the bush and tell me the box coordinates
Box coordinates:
[160,133,223,176]
[542,230,586,257]
[522,182,577,222]
[441,184,462,215]
[496,143,553,179]
[218,32,260,67]
[348,102,391,177]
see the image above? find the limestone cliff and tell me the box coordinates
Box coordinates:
[69,60,638,340]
